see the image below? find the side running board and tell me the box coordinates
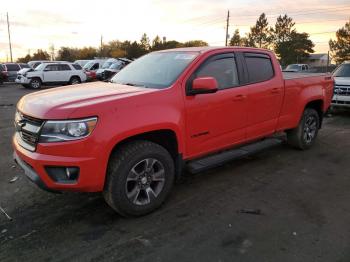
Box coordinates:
[186,138,282,174]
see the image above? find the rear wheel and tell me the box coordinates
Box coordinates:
[287,108,320,150]
[103,140,175,217]
[29,78,41,89]
[69,76,81,85]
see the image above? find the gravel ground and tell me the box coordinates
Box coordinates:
[0,83,350,262]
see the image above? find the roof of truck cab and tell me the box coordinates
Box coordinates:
[157,46,274,54]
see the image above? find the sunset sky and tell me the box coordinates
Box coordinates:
[0,0,349,61]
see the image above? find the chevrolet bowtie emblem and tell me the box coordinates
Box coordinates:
[15,120,26,131]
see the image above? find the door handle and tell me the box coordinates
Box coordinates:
[232,94,247,101]
[270,88,280,94]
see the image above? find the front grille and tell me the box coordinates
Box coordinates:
[332,100,350,105]
[334,85,350,96]
[15,112,44,151]
[21,130,39,146]
[22,114,43,125]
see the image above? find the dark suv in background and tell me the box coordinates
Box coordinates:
[0,64,6,84]
[1,63,30,82]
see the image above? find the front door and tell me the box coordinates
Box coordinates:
[184,53,248,158]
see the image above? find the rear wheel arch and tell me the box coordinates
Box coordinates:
[304,99,324,128]
[69,75,81,84]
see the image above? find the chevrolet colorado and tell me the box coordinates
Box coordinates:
[13,47,334,216]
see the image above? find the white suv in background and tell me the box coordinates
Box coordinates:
[16,62,87,89]
[332,61,350,108]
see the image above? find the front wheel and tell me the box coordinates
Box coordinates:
[287,108,320,150]
[103,140,175,217]
[29,78,41,89]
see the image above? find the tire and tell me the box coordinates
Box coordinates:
[103,140,175,217]
[29,78,41,89]
[69,76,81,85]
[287,108,320,150]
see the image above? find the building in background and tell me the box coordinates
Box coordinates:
[306,53,329,67]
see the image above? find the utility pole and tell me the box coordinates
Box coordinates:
[6,12,13,62]
[225,10,230,46]
[326,51,330,73]
[100,35,103,57]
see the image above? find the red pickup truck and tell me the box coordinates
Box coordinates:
[13,47,333,216]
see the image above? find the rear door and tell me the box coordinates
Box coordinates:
[43,64,60,82]
[242,52,284,139]
[184,52,248,158]
[58,64,72,82]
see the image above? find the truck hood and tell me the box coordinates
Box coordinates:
[17,81,157,119]
[17,68,32,75]
[334,77,350,86]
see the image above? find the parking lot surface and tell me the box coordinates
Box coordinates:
[0,83,350,262]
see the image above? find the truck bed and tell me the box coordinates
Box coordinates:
[283,72,329,80]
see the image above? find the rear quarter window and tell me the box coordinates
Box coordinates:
[5,64,21,71]
[244,53,274,83]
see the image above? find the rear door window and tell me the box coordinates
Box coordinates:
[45,64,60,71]
[59,64,71,71]
[244,53,274,83]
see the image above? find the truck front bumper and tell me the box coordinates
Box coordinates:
[15,76,31,84]
[332,95,350,107]
[13,135,107,192]
[13,151,58,193]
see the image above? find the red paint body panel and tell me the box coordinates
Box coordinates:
[12,47,333,192]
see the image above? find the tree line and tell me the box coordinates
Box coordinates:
[229,13,349,65]
[17,15,350,65]
[17,35,208,63]
[229,13,314,66]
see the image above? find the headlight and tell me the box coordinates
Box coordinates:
[39,117,97,143]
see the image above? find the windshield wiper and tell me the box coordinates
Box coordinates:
[122,82,147,88]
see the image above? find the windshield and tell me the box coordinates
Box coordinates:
[35,63,46,71]
[110,51,199,88]
[333,64,350,77]
[110,61,123,69]
[286,64,301,70]
[102,61,114,69]
[83,61,95,70]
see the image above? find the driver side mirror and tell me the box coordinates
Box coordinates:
[189,77,218,95]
